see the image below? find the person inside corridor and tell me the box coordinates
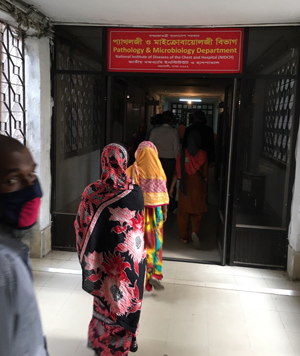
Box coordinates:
[0,135,48,356]
[145,113,163,140]
[169,131,208,248]
[145,115,155,140]
[183,109,215,164]
[128,123,147,164]
[127,141,169,291]
[153,112,163,128]
[75,143,146,355]
[149,110,180,211]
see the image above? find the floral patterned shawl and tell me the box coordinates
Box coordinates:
[127,141,169,208]
[74,143,146,333]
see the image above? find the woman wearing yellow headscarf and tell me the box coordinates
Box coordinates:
[127,141,169,291]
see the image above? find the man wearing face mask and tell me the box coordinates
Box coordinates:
[0,135,48,356]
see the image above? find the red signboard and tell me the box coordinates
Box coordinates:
[108,28,244,74]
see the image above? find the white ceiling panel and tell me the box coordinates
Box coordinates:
[25,0,300,27]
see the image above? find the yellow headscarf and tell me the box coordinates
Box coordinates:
[127,141,169,208]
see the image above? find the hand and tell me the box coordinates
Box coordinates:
[169,186,175,198]
[163,211,167,222]
[162,205,168,222]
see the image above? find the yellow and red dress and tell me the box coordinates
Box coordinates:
[127,141,169,291]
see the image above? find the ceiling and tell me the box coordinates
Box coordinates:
[123,77,231,101]
[19,0,300,101]
[25,0,300,27]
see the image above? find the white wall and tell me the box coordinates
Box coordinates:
[25,37,52,257]
[288,125,300,279]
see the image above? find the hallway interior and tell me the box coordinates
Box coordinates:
[163,206,220,262]
[32,251,300,356]
[163,165,221,262]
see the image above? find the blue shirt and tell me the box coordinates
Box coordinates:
[0,231,48,356]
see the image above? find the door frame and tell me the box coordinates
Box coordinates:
[220,78,239,265]
[105,72,241,265]
[50,26,242,258]
[228,74,300,269]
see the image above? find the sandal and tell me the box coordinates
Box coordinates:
[180,238,188,244]
[149,278,165,290]
[130,337,138,352]
[191,232,201,250]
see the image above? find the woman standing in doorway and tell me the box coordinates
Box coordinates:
[127,141,169,291]
[169,131,208,248]
[75,143,146,355]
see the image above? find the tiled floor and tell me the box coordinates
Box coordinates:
[32,251,300,355]
[163,209,220,262]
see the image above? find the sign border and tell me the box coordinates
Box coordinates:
[107,28,244,74]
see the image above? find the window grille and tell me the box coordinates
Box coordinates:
[172,102,214,125]
[262,60,297,164]
[58,73,102,155]
[55,40,102,157]
[0,22,25,144]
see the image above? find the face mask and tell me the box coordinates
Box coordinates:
[0,178,43,229]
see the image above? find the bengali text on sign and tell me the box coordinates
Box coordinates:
[107,28,244,73]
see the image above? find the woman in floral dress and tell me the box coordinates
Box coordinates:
[75,143,146,355]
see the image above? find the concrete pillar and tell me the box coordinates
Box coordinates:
[24,37,52,258]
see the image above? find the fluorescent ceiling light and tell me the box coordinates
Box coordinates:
[179,98,202,102]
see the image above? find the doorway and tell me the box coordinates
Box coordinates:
[51,26,299,270]
[106,74,238,265]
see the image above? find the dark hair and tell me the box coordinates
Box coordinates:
[193,110,207,123]
[150,116,155,125]
[0,135,26,174]
[0,134,24,154]
[155,113,163,125]
[187,130,201,155]
[162,110,174,124]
